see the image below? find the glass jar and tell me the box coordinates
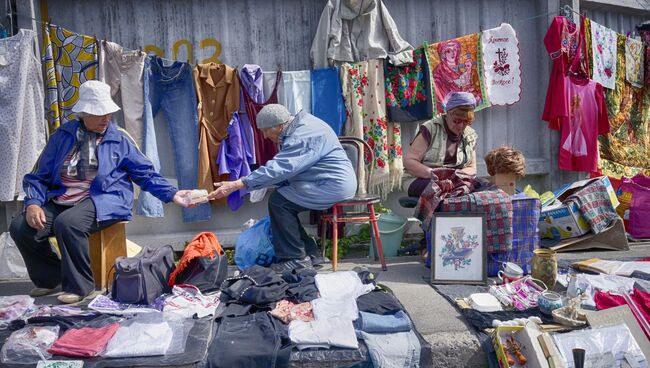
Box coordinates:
[532,249,558,290]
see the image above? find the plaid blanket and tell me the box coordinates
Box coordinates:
[566,181,618,234]
[439,189,513,254]
[414,168,481,230]
[487,195,540,276]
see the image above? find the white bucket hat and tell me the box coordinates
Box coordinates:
[72,80,121,116]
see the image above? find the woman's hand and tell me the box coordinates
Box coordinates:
[25,204,46,230]
[208,180,245,200]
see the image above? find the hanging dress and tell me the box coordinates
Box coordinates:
[242,71,282,166]
[0,29,46,201]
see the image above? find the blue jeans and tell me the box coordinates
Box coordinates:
[137,56,211,222]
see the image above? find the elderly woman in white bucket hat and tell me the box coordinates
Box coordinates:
[10,80,194,304]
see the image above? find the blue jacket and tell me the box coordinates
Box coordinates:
[242,111,357,210]
[23,120,178,222]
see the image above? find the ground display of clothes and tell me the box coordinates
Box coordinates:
[0,269,431,368]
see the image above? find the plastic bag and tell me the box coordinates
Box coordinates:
[0,295,35,327]
[0,232,28,279]
[619,174,650,239]
[235,216,275,269]
[0,325,60,364]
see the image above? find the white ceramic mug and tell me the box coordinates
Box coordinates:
[502,262,524,276]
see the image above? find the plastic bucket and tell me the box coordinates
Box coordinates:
[369,212,408,258]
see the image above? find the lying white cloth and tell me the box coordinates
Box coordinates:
[163,285,220,318]
[103,322,173,357]
[288,317,358,349]
[315,271,374,299]
[311,297,358,321]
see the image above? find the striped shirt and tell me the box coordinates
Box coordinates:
[53,136,103,206]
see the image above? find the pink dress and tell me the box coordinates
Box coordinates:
[557,77,609,172]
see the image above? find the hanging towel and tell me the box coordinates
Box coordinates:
[384,46,433,122]
[311,67,346,135]
[590,20,617,90]
[340,60,403,196]
[43,24,98,131]
[281,71,312,114]
[427,32,489,115]
[625,37,644,88]
[481,23,521,106]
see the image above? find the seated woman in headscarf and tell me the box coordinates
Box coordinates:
[404,91,478,197]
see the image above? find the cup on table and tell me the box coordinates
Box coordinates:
[497,262,524,284]
[538,291,563,315]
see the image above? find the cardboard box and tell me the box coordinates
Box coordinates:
[538,176,619,240]
[494,325,548,368]
[491,173,518,195]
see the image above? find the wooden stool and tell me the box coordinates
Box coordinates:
[89,221,128,289]
[49,221,128,290]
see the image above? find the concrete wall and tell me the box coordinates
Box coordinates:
[2,0,648,247]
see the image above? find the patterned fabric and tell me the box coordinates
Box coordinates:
[53,134,103,206]
[625,37,644,88]
[439,189,513,254]
[0,29,46,201]
[487,196,540,276]
[384,46,432,122]
[269,300,314,324]
[426,32,489,115]
[481,23,521,106]
[43,24,98,131]
[566,180,618,234]
[414,168,480,231]
[590,20,617,90]
[598,33,650,179]
[340,60,403,195]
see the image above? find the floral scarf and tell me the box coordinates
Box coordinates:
[340,60,403,196]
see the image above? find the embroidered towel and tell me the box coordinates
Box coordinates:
[590,21,617,89]
[427,33,489,114]
[625,37,644,88]
[481,23,521,105]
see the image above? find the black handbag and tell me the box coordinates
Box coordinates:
[174,253,228,293]
[111,245,175,304]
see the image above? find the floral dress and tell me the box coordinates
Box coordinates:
[340,59,403,196]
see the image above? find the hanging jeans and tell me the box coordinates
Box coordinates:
[206,312,292,368]
[99,41,146,148]
[137,56,211,222]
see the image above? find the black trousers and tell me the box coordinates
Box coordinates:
[268,190,319,261]
[206,312,291,368]
[9,198,119,296]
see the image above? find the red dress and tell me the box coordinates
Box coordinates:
[542,16,584,130]
[242,71,281,165]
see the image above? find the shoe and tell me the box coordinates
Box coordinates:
[29,286,60,297]
[57,292,88,304]
[309,255,330,267]
[270,257,313,273]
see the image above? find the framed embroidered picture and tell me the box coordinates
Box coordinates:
[430,213,487,285]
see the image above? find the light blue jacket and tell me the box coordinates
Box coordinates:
[242,111,356,209]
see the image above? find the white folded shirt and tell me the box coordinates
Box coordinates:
[288,317,358,349]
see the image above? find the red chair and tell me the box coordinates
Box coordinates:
[321,137,387,271]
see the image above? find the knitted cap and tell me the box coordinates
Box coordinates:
[257,104,291,129]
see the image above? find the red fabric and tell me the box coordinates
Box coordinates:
[594,289,650,340]
[48,323,120,358]
[542,17,584,129]
[242,71,280,165]
[169,232,224,287]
